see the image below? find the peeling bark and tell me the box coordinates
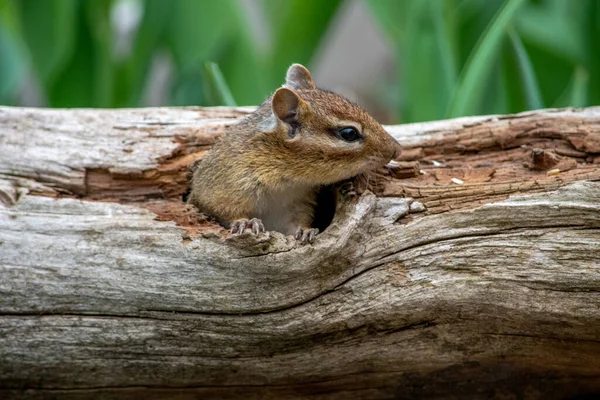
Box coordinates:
[1,106,600,399]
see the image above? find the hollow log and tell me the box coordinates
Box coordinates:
[1,105,600,400]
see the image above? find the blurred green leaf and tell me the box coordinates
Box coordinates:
[365,0,415,43]
[554,66,589,108]
[433,4,458,97]
[117,0,173,106]
[264,0,342,88]
[171,71,204,106]
[488,61,509,115]
[47,3,96,107]
[521,42,573,107]
[0,23,25,103]
[368,0,460,121]
[507,28,543,110]
[451,0,504,67]
[165,0,251,106]
[0,0,25,104]
[85,0,115,107]
[448,0,526,118]
[203,62,236,107]
[0,0,21,32]
[402,1,458,121]
[1,0,597,117]
[166,0,237,70]
[583,0,600,105]
[218,33,268,106]
[515,3,585,64]
[567,67,589,107]
[18,0,77,87]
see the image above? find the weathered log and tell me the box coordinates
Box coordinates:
[1,105,599,399]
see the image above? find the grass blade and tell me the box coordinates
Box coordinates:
[47,6,96,107]
[0,24,24,103]
[403,0,458,122]
[0,0,25,103]
[584,0,600,105]
[203,62,237,107]
[507,27,543,110]
[117,0,173,107]
[553,66,588,108]
[447,0,526,118]
[568,66,589,107]
[85,0,115,108]
[165,0,262,106]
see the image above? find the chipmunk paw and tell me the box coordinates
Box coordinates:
[294,227,319,245]
[230,218,265,235]
[339,180,358,198]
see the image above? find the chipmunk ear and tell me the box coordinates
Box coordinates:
[284,64,315,90]
[272,87,307,124]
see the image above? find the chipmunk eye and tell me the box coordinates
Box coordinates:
[336,127,362,142]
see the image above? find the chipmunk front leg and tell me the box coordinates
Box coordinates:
[230,218,265,235]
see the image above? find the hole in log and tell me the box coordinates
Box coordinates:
[312,185,336,233]
[313,170,397,233]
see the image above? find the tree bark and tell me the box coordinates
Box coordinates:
[1,106,599,400]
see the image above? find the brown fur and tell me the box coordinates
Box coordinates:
[188,64,401,236]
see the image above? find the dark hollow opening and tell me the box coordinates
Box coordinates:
[182,187,191,203]
[312,185,337,233]
[183,179,338,234]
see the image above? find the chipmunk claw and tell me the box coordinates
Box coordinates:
[231,218,265,235]
[295,227,319,244]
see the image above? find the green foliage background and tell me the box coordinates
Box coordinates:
[0,0,598,123]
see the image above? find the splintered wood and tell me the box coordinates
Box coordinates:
[383,110,600,213]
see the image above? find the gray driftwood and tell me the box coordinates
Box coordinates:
[1,106,600,399]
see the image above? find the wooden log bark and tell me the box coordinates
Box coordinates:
[1,105,600,400]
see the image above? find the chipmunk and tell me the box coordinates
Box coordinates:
[188,64,401,244]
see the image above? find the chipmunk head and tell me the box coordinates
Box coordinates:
[264,64,401,185]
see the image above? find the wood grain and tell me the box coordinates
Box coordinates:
[1,106,599,399]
